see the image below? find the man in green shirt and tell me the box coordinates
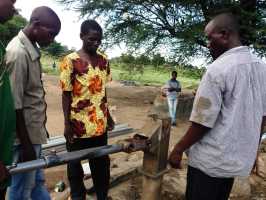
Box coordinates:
[0,0,16,198]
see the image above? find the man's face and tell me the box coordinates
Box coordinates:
[0,0,16,23]
[35,22,61,47]
[172,73,177,79]
[81,30,102,54]
[204,21,228,60]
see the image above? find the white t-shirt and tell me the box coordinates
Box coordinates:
[165,79,181,98]
[188,46,266,177]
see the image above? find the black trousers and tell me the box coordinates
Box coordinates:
[186,166,234,200]
[0,188,6,200]
[66,133,110,200]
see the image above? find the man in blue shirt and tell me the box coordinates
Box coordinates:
[164,71,181,126]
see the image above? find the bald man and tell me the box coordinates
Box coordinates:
[169,13,266,200]
[5,6,61,200]
[0,0,16,198]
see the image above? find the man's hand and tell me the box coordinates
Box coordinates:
[168,147,183,169]
[64,125,74,143]
[20,145,36,162]
[0,161,9,182]
[107,108,115,131]
[107,116,115,131]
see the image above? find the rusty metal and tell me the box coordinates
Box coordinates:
[7,134,149,175]
[139,94,172,200]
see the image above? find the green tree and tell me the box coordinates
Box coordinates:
[57,0,266,61]
[0,15,27,46]
[136,54,150,65]
[120,53,135,64]
[42,41,69,57]
[151,53,165,69]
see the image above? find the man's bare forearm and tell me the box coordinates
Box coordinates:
[62,91,72,126]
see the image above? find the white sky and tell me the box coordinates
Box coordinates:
[14,1,264,65]
[15,0,124,58]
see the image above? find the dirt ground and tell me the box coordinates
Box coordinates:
[43,74,266,200]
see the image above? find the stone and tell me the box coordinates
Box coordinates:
[161,170,187,200]
[230,177,251,199]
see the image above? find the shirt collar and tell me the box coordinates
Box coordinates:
[218,46,249,60]
[18,30,40,61]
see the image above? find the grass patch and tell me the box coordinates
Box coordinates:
[40,55,200,89]
[41,54,60,75]
[111,64,200,89]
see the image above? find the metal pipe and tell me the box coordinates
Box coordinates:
[8,144,124,175]
[8,135,149,175]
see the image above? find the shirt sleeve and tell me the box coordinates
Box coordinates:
[189,71,224,128]
[59,56,73,91]
[6,51,28,110]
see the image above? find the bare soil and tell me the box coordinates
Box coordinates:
[43,75,266,200]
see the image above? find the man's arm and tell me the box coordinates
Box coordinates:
[107,108,115,131]
[169,122,210,168]
[16,110,36,161]
[105,90,115,131]
[168,81,181,92]
[252,116,266,174]
[7,52,36,162]
[0,161,9,182]
[175,88,181,92]
[62,91,73,143]
[168,87,181,92]
[260,116,266,142]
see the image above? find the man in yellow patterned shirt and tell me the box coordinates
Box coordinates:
[60,19,114,200]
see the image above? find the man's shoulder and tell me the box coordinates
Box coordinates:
[65,52,78,59]
[97,50,108,60]
[6,35,26,58]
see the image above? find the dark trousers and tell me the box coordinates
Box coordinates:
[66,134,110,200]
[0,188,6,200]
[186,166,234,200]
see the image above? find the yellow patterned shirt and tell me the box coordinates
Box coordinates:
[59,51,111,138]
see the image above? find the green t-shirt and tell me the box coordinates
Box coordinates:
[0,41,16,188]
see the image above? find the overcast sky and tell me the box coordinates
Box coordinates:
[15,0,123,58]
[16,1,264,66]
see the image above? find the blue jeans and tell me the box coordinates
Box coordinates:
[8,144,50,200]
[167,97,178,124]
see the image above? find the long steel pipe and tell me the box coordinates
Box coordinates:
[8,135,149,175]
[8,144,124,175]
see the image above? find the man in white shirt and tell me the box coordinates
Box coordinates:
[169,12,266,200]
[163,71,181,126]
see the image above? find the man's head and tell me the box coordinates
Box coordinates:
[204,12,242,59]
[80,20,103,55]
[0,0,16,23]
[171,71,177,79]
[28,6,61,47]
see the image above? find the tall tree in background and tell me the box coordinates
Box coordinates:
[57,0,265,62]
